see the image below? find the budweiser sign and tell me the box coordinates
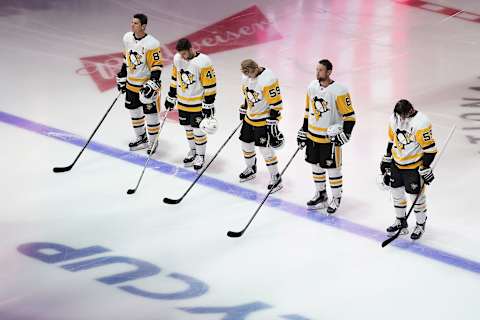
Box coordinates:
[77,5,282,93]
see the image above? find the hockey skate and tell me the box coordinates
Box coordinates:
[183,149,196,167]
[326,197,341,214]
[129,133,148,151]
[267,173,282,193]
[410,220,426,240]
[386,217,409,235]
[146,140,157,155]
[239,159,257,182]
[193,154,205,171]
[307,190,328,210]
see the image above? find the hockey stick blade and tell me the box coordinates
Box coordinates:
[381,125,456,248]
[162,122,243,206]
[52,92,121,174]
[227,230,243,238]
[163,197,182,204]
[126,189,136,195]
[381,231,400,247]
[53,165,73,173]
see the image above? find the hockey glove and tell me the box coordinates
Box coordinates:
[202,102,215,118]
[419,166,434,184]
[297,128,307,149]
[164,95,177,111]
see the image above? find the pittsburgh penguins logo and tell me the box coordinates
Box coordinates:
[245,87,261,106]
[128,49,144,70]
[312,96,329,120]
[396,129,414,150]
[179,69,195,91]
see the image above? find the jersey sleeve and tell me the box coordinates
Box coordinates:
[200,65,217,101]
[335,91,355,122]
[200,57,217,104]
[415,123,437,154]
[241,84,248,111]
[145,47,163,73]
[263,79,283,120]
[168,64,178,98]
[335,89,356,135]
[388,124,395,143]
[304,92,310,119]
[302,91,310,131]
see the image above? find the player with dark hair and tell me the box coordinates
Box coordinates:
[165,38,217,171]
[297,59,356,214]
[380,99,437,240]
[116,13,163,154]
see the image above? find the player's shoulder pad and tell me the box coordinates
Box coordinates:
[307,79,318,90]
[241,74,249,83]
[173,52,181,65]
[388,113,397,127]
[258,68,278,87]
[197,53,213,67]
[123,32,134,43]
[413,111,432,129]
[144,35,161,50]
[329,82,349,96]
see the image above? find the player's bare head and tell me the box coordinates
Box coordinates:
[317,59,333,81]
[176,38,195,60]
[394,99,416,120]
[132,13,148,33]
[241,59,259,78]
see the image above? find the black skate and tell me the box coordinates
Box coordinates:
[411,220,426,240]
[307,190,328,210]
[267,173,282,193]
[239,160,257,182]
[193,154,205,171]
[386,217,408,235]
[146,141,157,155]
[326,197,341,215]
[183,149,196,167]
[129,133,148,151]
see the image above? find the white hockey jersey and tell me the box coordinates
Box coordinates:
[388,111,437,169]
[123,32,163,93]
[304,81,355,143]
[241,68,283,127]
[170,52,216,113]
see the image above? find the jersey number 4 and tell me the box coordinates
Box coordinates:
[205,70,216,79]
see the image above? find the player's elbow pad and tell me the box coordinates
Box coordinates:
[269,108,281,121]
[422,152,436,167]
[150,70,161,81]
[203,93,216,105]
[117,63,127,77]
[386,142,393,156]
[343,120,355,135]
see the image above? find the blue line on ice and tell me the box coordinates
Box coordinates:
[1,110,479,275]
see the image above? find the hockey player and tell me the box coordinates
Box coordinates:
[380,99,437,240]
[116,13,163,154]
[238,59,284,193]
[297,59,356,214]
[164,38,217,171]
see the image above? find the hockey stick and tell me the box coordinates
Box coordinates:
[163,121,243,204]
[53,92,122,173]
[381,125,456,247]
[127,110,170,195]
[227,146,302,238]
